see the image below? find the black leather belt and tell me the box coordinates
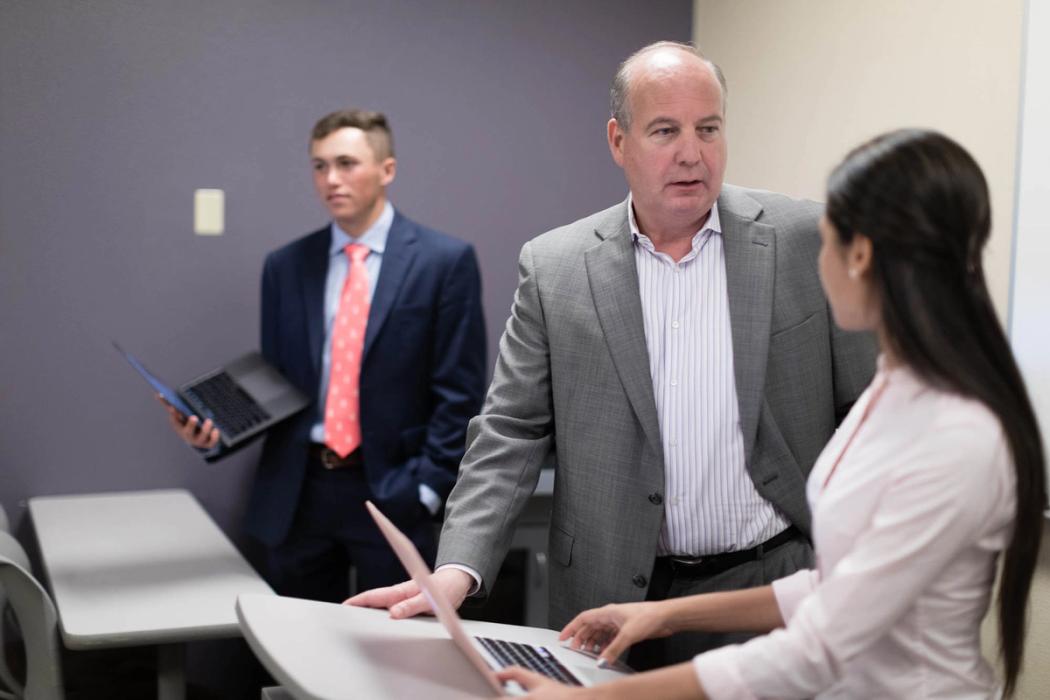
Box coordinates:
[657,525,802,579]
[307,444,362,470]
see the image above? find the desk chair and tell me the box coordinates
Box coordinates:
[0,533,64,700]
[0,535,28,573]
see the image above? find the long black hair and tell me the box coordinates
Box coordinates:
[825,129,1046,697]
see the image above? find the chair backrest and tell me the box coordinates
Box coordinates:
[0,502,9,533]
[0,534,29,572]
[0,535,64,700]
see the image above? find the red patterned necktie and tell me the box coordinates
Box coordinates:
[324,243,370,458]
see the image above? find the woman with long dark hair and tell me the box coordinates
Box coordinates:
[499,129,1046,698]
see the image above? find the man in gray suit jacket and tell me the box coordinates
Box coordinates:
[351,41,876,666]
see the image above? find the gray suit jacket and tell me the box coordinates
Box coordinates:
[438,185,877,628]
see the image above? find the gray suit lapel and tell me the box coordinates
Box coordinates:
[584,204,663,460]
[720,187,775,465]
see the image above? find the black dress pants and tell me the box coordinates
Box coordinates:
[260,457,435,603]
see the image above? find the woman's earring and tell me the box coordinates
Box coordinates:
[848,268,859,280]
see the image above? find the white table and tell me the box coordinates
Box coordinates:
[29,489,274,700]
[237,594,628,699]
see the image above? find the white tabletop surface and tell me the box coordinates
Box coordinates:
[237,594,629,699]
[29,488,273,649]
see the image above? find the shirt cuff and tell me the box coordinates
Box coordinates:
[435,563,483,596]
[771,568,819,624]
[418,483,442,515]
[693,646,757,700]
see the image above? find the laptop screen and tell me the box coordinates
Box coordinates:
[364,501,504,694]
[113,342,195,417]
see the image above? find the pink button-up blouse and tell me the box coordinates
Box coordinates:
[693,359,1015,698]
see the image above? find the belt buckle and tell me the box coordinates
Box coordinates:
[320,448,341,470]
[670,555,704,572]
[671,556,703,565]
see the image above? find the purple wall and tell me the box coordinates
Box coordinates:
[0,1,691,541]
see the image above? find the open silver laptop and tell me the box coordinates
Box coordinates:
[365,501,610,695]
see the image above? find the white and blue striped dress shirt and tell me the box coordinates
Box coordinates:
[629,196,789,556]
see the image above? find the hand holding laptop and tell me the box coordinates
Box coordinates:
[345,567,474,618]
[156,394,221,450]
[115,342,309,451]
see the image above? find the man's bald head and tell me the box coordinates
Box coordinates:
[610,41,727,131]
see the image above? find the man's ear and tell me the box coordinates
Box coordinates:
[380,157,397,187]
[607,118,625,168]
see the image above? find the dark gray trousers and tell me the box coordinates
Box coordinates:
[628,535,814,671]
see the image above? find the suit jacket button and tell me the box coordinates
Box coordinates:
[632,574,647,588]
[648,492,663,505]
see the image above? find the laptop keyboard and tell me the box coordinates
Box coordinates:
[474,637,582,686]
[183,372,270,437]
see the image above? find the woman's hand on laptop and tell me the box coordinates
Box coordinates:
[156,395,220,449]
[344,568,474,619]
[495,667,582,698]
[559,601,675,669]
[499,661,707,699]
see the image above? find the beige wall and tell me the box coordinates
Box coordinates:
[693,1,1048,697]
[988,520,1050,699]
[694,0,1022,315]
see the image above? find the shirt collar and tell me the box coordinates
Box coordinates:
[329,200,394,257]
[875,353,911,383]
[625,192,718,241]
[627,192,722,254]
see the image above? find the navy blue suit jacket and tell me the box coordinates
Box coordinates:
[242,211,487,547]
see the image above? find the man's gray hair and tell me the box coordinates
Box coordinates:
[610,41,728,130]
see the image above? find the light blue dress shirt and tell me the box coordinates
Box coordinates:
[309,201,441,514]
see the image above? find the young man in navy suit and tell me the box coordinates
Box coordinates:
[165,110,487,602]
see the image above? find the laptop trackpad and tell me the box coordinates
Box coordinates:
[236,365,290,404]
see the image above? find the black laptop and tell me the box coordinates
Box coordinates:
[114,342,310,449]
